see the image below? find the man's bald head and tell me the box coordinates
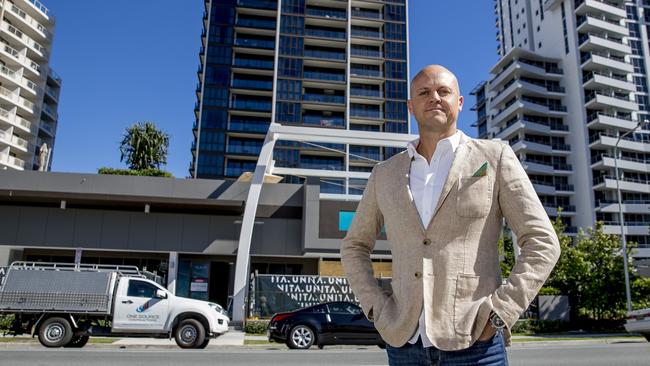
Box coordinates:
[410,65,461,96]
[407,64,464,137]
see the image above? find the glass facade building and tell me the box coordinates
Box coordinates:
[190,0,409,188]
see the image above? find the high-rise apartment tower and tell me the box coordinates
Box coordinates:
[0,0,61,172]
[190,0,409,195]
[473,0,650,261]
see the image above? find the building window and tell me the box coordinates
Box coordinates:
[278,57,303,77]
[275,102,301,123]
[280,15,304,35]
[385,61,407,80]
[384,41,406,60]
[276,79,302,101]
[279,36,303,56]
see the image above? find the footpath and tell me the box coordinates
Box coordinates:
[0,331,645,349]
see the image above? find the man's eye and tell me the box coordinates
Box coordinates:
[419,91,429,96]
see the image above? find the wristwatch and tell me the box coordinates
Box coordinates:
[489,311,506,329]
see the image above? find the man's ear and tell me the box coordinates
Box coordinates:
[407,99,414,114]
[458,95,464,113]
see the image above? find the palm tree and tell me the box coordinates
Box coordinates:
[119,121,170,171]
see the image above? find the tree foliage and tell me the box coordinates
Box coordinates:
[501,210,650,322]
[119,121,169,171]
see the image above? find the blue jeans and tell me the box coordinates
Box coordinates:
[386,331,509,366]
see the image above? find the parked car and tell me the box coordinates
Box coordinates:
[267,301,385,349]
[625,308,650,341]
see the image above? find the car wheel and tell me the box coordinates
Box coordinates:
[643,334,650,342]
[287,325,315,349]
[64,335,90,348]
[174,319,206,349]
[38,317,73,348]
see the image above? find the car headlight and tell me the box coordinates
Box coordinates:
[209,302,229,317]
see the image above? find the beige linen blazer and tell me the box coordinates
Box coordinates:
[341,133,560,350]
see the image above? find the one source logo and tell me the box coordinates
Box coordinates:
[136,302,151,313]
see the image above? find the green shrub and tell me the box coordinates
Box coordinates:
[0,314,14,332]
[98,167,173,178]
[511,319,571,334]
[245,320,270,334]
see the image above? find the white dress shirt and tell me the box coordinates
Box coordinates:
[405,130,463,347]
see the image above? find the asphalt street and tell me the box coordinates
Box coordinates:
[0,342,648,366]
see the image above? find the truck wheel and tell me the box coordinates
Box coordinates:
[38,317,73,348]
[174,319,206,349]
[198,339,210,349]
[64,335,90,348]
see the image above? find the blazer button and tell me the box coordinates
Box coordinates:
[414,272,422,279]
[423,238,431,246]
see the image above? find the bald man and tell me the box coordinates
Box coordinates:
[341,65,560,365]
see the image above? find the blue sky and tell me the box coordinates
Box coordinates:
[47,0,497,178]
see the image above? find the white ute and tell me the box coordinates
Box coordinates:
[0,262,229,348]
[625,308,650,342]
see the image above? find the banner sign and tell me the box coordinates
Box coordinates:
[252,275,391,317]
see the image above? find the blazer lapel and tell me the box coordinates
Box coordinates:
[427,134,473,226]
[396,152,427,234]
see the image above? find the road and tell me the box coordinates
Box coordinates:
[0,342,648,366]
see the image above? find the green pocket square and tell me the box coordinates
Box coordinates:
[472,162,489,177]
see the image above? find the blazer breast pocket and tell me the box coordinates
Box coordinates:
[456,176,491,218]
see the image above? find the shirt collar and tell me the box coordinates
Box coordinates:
[407,130,464,159]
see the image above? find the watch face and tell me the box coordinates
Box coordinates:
[490,313,505,328]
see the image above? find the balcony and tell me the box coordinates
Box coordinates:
[237,0,277,10]
[304,28,346,40]
[305,8,347,20]
[304,49,346,61]
[578,33,631,55]
[522,159,555,174]
[229,119,270,133]
[39,120,54,136]
[603,223,650,236]
[231,78,273,90]
[596,200,650,214]
[233,57,274,70]
[42,103,57,119]
[583,71,635,92]
[230,99,272,112]
[576,14,628,36]
[575,0,627,19]
[351,48,382,59]
[1,22,47,58]
[351,28,383,39]
[302,93,345,104]
[226,144,262,155]
[350,68,382,78]
[555,183,575,193]
[593,175,650,193]
[591,154,650,173]
[350,109,383,120]
[585,91,638,111]
[581,52,633,73]
[0,153,25,170]
[350,88,381,98]
[5,2,50,40]
[234,37,275,49]
[302,115,344,128]
[589,132,650,151]
[235,17,276,30]
[351,9,383,20]
[303,70,345,82]
[587,112,638,130]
